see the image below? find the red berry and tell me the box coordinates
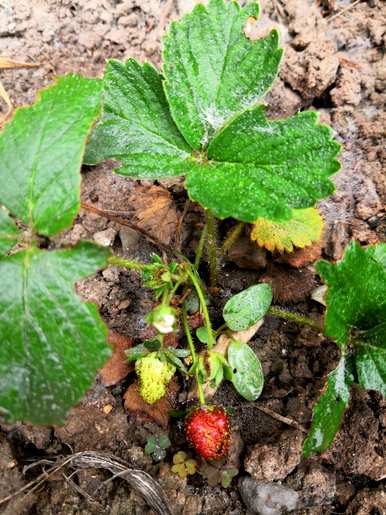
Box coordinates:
[185,406,230,461]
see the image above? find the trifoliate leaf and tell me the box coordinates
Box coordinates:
[0,206,19,255]
[251,207,323,253]
[187,109,339,222]
[223,283,272,331]
[303,355,353,457]
[317,241,386,397]
[317,241,386,346]
[87,4,340,223]
[228,339,264,401]
[0,242,111,424]
[163,0,282,149]
[84,59,191,177]
[0,76,102,237]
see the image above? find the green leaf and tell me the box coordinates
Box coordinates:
[0,242,111,424]
[126,343,149,362]
[163,349,187,373]
[303,355,353,457]
[85,59,191,177]
[251,207,324,253]
[163,0,282,149]
[187,109,339,221]
[0,206,19,255]
[0,76,102,237]
[227,339,264,401]
[356,322,386,396]
[317,241,386,346]
[145,436,157,454]
[223,283,272,331]
[144,338,162,351]
[196,326,209,344]
[159,434,171,449]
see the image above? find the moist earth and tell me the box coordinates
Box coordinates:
[0,0,385,514]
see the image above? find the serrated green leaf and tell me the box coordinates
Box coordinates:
[85,59,191,177]
[87,4,340,223]
[0,75,102,237]
[317,241,386,346]
[356,322,386,396]
[163,0,282,149]
[303,355,353,457]
[187,109,339,222]
[0,206,19,255]
[251,207,323,253]
[223,283,272,331]
[228,339,264,401]
[0,242,111,424]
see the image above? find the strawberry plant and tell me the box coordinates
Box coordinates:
[0,0,384,474]
[304,241,386,456]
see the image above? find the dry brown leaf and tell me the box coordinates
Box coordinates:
[129,184,178,245]
[277,240,323,268]
[99,331,134,386]
[260,265,315,304]
[124,379,179,428]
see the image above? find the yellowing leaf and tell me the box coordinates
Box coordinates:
[251,208,323,253]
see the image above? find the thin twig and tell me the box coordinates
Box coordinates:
[327,0,361,21]
[80,202,173,256]
[255,405,307,433]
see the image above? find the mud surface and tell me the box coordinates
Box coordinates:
[0,0,385,514]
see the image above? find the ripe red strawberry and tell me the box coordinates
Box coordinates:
[185,406,230,461]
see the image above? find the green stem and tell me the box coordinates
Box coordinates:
[194,224,208,269]
[108,255,145,272]
[205,210,218,287]
[187,268,215,350]
[222,222,245,254]
[268,306,322,332]
[182,304,205,406]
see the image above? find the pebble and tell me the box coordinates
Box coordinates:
[239,477,299,515]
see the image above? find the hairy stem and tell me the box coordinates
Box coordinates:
[205,210,218,287]
[108,255,145,272]
[222,222,245,254]
[182,304,205,406]
[187,268,215,350]
[194,224,208,269]
[268,306,322,332]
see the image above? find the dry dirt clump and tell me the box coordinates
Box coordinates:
[0,0,385,513]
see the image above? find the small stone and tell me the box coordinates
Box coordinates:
[79,31,101,50]
[245,430,304,481]
[93,227,117,247]
[119,13,139,27]
[239,477,299,515]
[106,28,128,45]
[103,404,113,414]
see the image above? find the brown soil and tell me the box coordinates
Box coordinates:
[0,1,385,514]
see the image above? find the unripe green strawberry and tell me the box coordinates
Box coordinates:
[185,406,230,461]
[136,353,175,404]
[148,305,176,334]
